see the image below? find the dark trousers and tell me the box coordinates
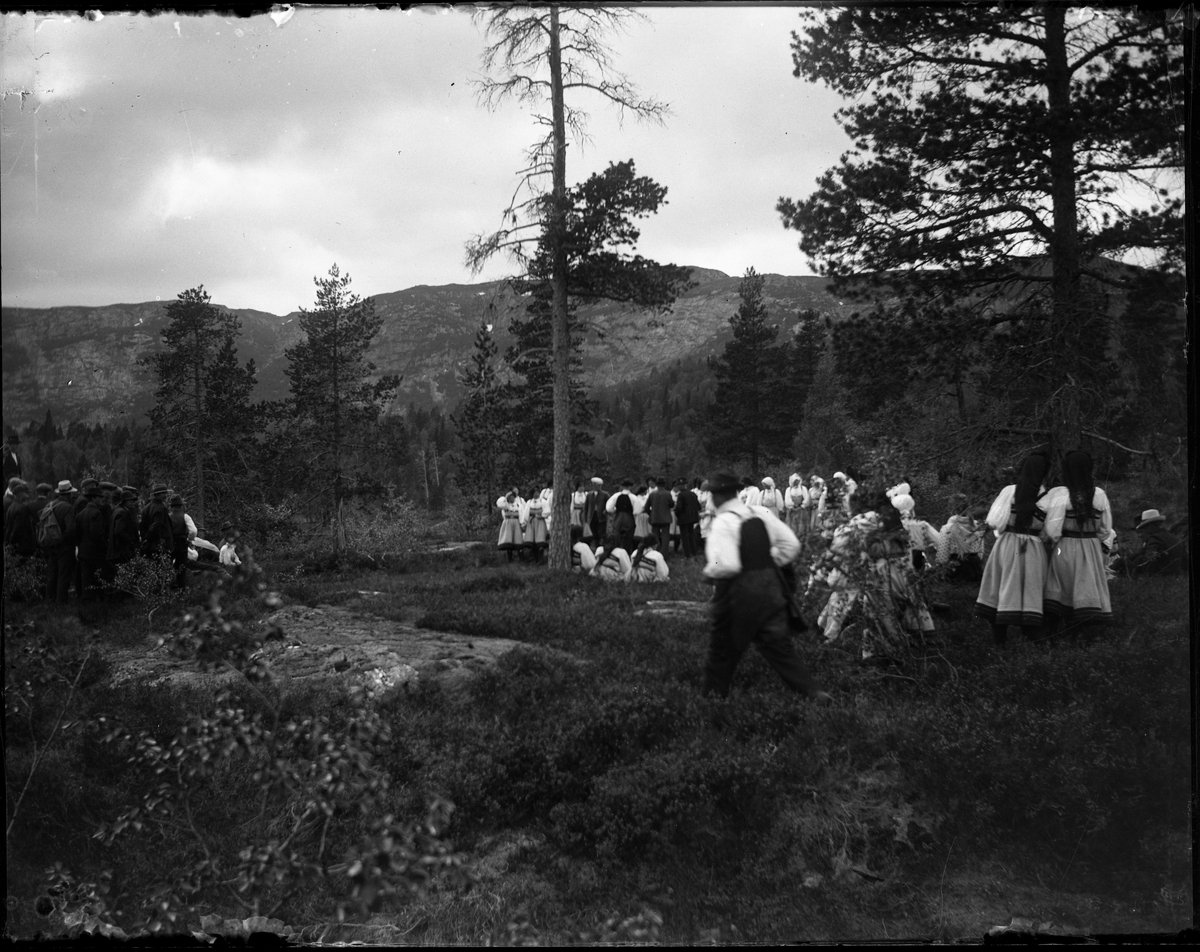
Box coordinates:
[679,522,698,557]
[652,523,670,553]
[46,547,76,604]
[703,574,816,698]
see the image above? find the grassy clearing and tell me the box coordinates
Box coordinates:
[4,537,1191,942]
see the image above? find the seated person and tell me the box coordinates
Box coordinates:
[219,523,242,568]
[570,526,596,574]
[936,502,986,583]
[1114,509,1187,576]
[628,535,669,583]
[591,535,632,582]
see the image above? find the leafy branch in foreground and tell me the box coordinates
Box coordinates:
[86,538,470,935]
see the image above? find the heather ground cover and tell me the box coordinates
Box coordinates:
[4,535,1191,943]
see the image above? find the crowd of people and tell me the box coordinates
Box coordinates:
[492,456,1187,659]
[3,471,241,603]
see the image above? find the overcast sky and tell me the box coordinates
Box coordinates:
[1,5,848,314]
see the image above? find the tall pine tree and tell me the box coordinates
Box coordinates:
[451,318,506,516]
[705,268,797,474]
[142,285,257,530]
[285,265,399,551]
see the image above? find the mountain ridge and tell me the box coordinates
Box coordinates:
[2,267,855,426]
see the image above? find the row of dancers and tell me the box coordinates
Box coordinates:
[495,470,872,560]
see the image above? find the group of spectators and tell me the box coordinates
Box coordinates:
[3,475,241,603]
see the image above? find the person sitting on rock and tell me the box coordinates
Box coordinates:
[219,523,242,568]
[1114,509,1187,577]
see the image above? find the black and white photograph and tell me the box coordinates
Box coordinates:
[2,4,1189,943]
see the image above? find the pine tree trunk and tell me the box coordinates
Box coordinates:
[547,5,571,572]
[1044,5,1082,452]
[193,332,206,531]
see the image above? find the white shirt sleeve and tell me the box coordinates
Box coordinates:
[648,549,669,581]
[605,492,619,514]
[986,485,1017,533]
[574,542,596,573]
[184,513,197,541]
[1095,487,1113,542]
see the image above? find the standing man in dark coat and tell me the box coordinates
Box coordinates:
[32,483,53,517]
[606,479,638,553]
[140,484,174,560]
[2,431,21,487]
[108,488,141,572]
[75,482,111,601]
[647,478,674,555]
[43,481,77,604]
[168,494,191,586]
[584,477,609,548]
[4,481,38,558]
[701,472,830,703]
[674,478,701,559]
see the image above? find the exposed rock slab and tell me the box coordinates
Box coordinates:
[106,603,523,698]
[633,599,710,620]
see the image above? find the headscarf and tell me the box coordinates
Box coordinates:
[1061,450,1097,524]
[1012,451,1050,531]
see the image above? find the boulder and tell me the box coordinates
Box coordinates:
[106,602,524,699]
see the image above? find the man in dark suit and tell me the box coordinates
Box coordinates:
[584,477,609,547]
[674,477,701,558]
[647,478,674,554]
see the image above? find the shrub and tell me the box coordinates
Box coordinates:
[3,547,45,603]
[342,489,425,564]
[106,555,179,616]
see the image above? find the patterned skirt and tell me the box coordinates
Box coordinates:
[1044,536,1112,623]
[524,515,548,546]
[497,515,523,550]
[975,532,1047,626]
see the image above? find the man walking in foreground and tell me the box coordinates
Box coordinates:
[702,472,830,703]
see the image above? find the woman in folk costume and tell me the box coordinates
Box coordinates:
[936,494,987,581]
[861,492,935,659]
[496,490,525,561]
[522,485,549,559]
[1041,450,1113,631]
[628,534,670,583]
[785,473,809,536]
[539,480,554,535]
[570,480,587,535]
[759,476,784,521]
[888,485,942,573]
[570,525,597,574]
[974,451,1052,644]
[591,534,632,582]
[633,484,652,543]
[808,474,828,528]
[668,481,682,552]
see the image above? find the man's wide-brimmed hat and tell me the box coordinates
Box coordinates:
[1137,509,1166,529]
[591,477,604,486]
[56,480,75,495]
[169,494,184,508]
[151,484,169,496]
[36,483,52,494]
